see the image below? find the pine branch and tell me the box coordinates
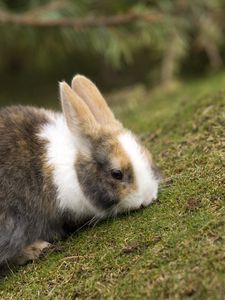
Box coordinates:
[0,9,164,29]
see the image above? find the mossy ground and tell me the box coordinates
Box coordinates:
[0,73,224,299]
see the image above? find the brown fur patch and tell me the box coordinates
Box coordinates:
[40,157,57,213]
[107,136,131,169]
[104,134,137,197]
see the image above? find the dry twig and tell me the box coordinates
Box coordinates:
[0,9,164,29]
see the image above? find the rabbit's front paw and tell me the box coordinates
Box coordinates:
[16,240,51,265]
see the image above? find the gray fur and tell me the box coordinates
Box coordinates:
[0,106,67,265]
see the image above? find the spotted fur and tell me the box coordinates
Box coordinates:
[0,75,159,266]
[0,106,61,265]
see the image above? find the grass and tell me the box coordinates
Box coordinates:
[0,72,225,299]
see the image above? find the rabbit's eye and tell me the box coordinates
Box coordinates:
[111,169,123,180]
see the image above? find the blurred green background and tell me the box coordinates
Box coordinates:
[1,2,225,298]
[0,0,225,107]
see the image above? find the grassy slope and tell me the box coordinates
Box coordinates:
[0,73,225,299]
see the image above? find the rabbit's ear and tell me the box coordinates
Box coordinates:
[71,75,121,129]
[60,81,99,138]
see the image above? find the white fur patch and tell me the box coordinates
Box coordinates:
[38,113,98,219]
[118,131,159,210]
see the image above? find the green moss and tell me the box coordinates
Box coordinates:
[0,73,225,299]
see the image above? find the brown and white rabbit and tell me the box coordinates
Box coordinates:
[0,75,159,265]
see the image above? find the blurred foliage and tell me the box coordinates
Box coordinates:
[0,0,225,87]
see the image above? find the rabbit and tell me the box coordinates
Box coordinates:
[0,75,160,266]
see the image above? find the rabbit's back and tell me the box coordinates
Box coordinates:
[0,106,60,264]
[0,106,51,199]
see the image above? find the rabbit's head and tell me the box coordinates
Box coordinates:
[60,75,160,216]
